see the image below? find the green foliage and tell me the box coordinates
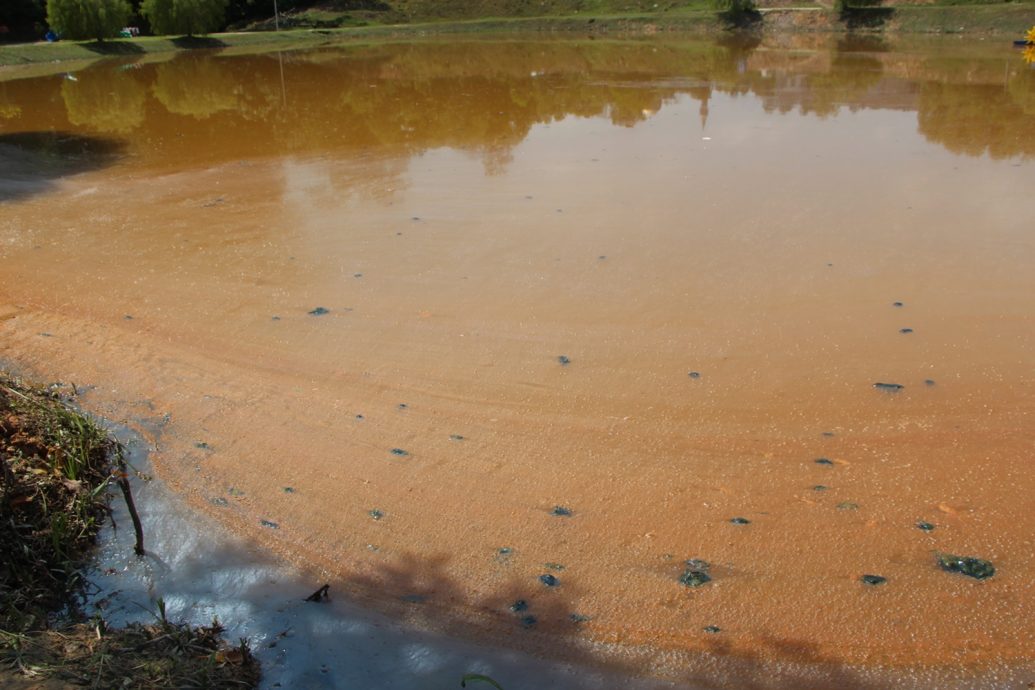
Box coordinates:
[0,0,47,40]
[45,0,132,40]
[142,0,229,35]
[62,69,146,132]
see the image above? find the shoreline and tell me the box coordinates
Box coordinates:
[2,5,1034,69]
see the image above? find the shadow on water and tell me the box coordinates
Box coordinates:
[81,40,145,55]
[0,131,125,202]
[91,442,886,690]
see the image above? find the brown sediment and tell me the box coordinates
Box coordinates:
[1,37,1034,687]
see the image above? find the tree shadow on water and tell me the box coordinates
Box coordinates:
[281,551,887,690]
[695,633,885,690]
[0,131,126,203]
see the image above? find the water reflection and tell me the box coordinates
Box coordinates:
[1,38,1033,173]
[60,69,147,134]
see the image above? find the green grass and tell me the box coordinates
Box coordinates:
[891,2,1035,32]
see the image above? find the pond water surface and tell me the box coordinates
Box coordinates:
[1,36,1034,688]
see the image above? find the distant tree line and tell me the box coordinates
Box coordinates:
[0,0,324,41]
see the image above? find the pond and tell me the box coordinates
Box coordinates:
[1,35,1034,688]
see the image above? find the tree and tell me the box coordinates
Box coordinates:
[62,69,146,133]
[141,0,228,36]
[0,0,46,41]
[153,56,240,118]
[45,0,131,41]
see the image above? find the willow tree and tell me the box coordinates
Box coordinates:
[45,0,131,41]
[141,0,228,36]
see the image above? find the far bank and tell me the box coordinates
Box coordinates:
[2,4,1034,69]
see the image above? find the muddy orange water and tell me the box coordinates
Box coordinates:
[2,36,1035,688]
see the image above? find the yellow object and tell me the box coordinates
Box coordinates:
[1027,25,1035,45]
[1025,45,1035,65]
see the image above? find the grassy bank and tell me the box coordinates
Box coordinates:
[0,373,260,688]
[1,3,1033,68]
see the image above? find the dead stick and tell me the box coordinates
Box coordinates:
[116,451,145,556]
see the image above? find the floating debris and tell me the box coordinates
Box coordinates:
[551,506,573,517]
[821,431,836,437]
[124,314,134,320]
[308,307,330,316]
[400,594,426,604]
[893,301,904,307]
[557,355,571,366]
[520,615,538,628]
[836,502,860,511]
[271,316,281,321]
[916,521,936,532]
[900,328,914,334]
[509,600,529,613]
[729,517,750,525]
[680,559,712,588]
[449,434,465,441]
[815,458,834,466]
[544,562,566,571]
[688,371,701,379]
[227,487,244,497]
[209,497,229,507]
[924,379,936,386]
[355,414,364,420]
[353,273,363,278]
[260,519,279,529]
[539,574,559,587]
[497,546,513,557]
[368,509,385,521]
[937,554,995,580]
[703,625,722,633]
[389,448,409,457]
[397,403,408,409]
[860,574,886,586]
[283,487,296,494]
[813,485,828,492]
[570,613,591,623]
[305,584,330,602]
[195,441,211,450]
[873,382,904,392]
